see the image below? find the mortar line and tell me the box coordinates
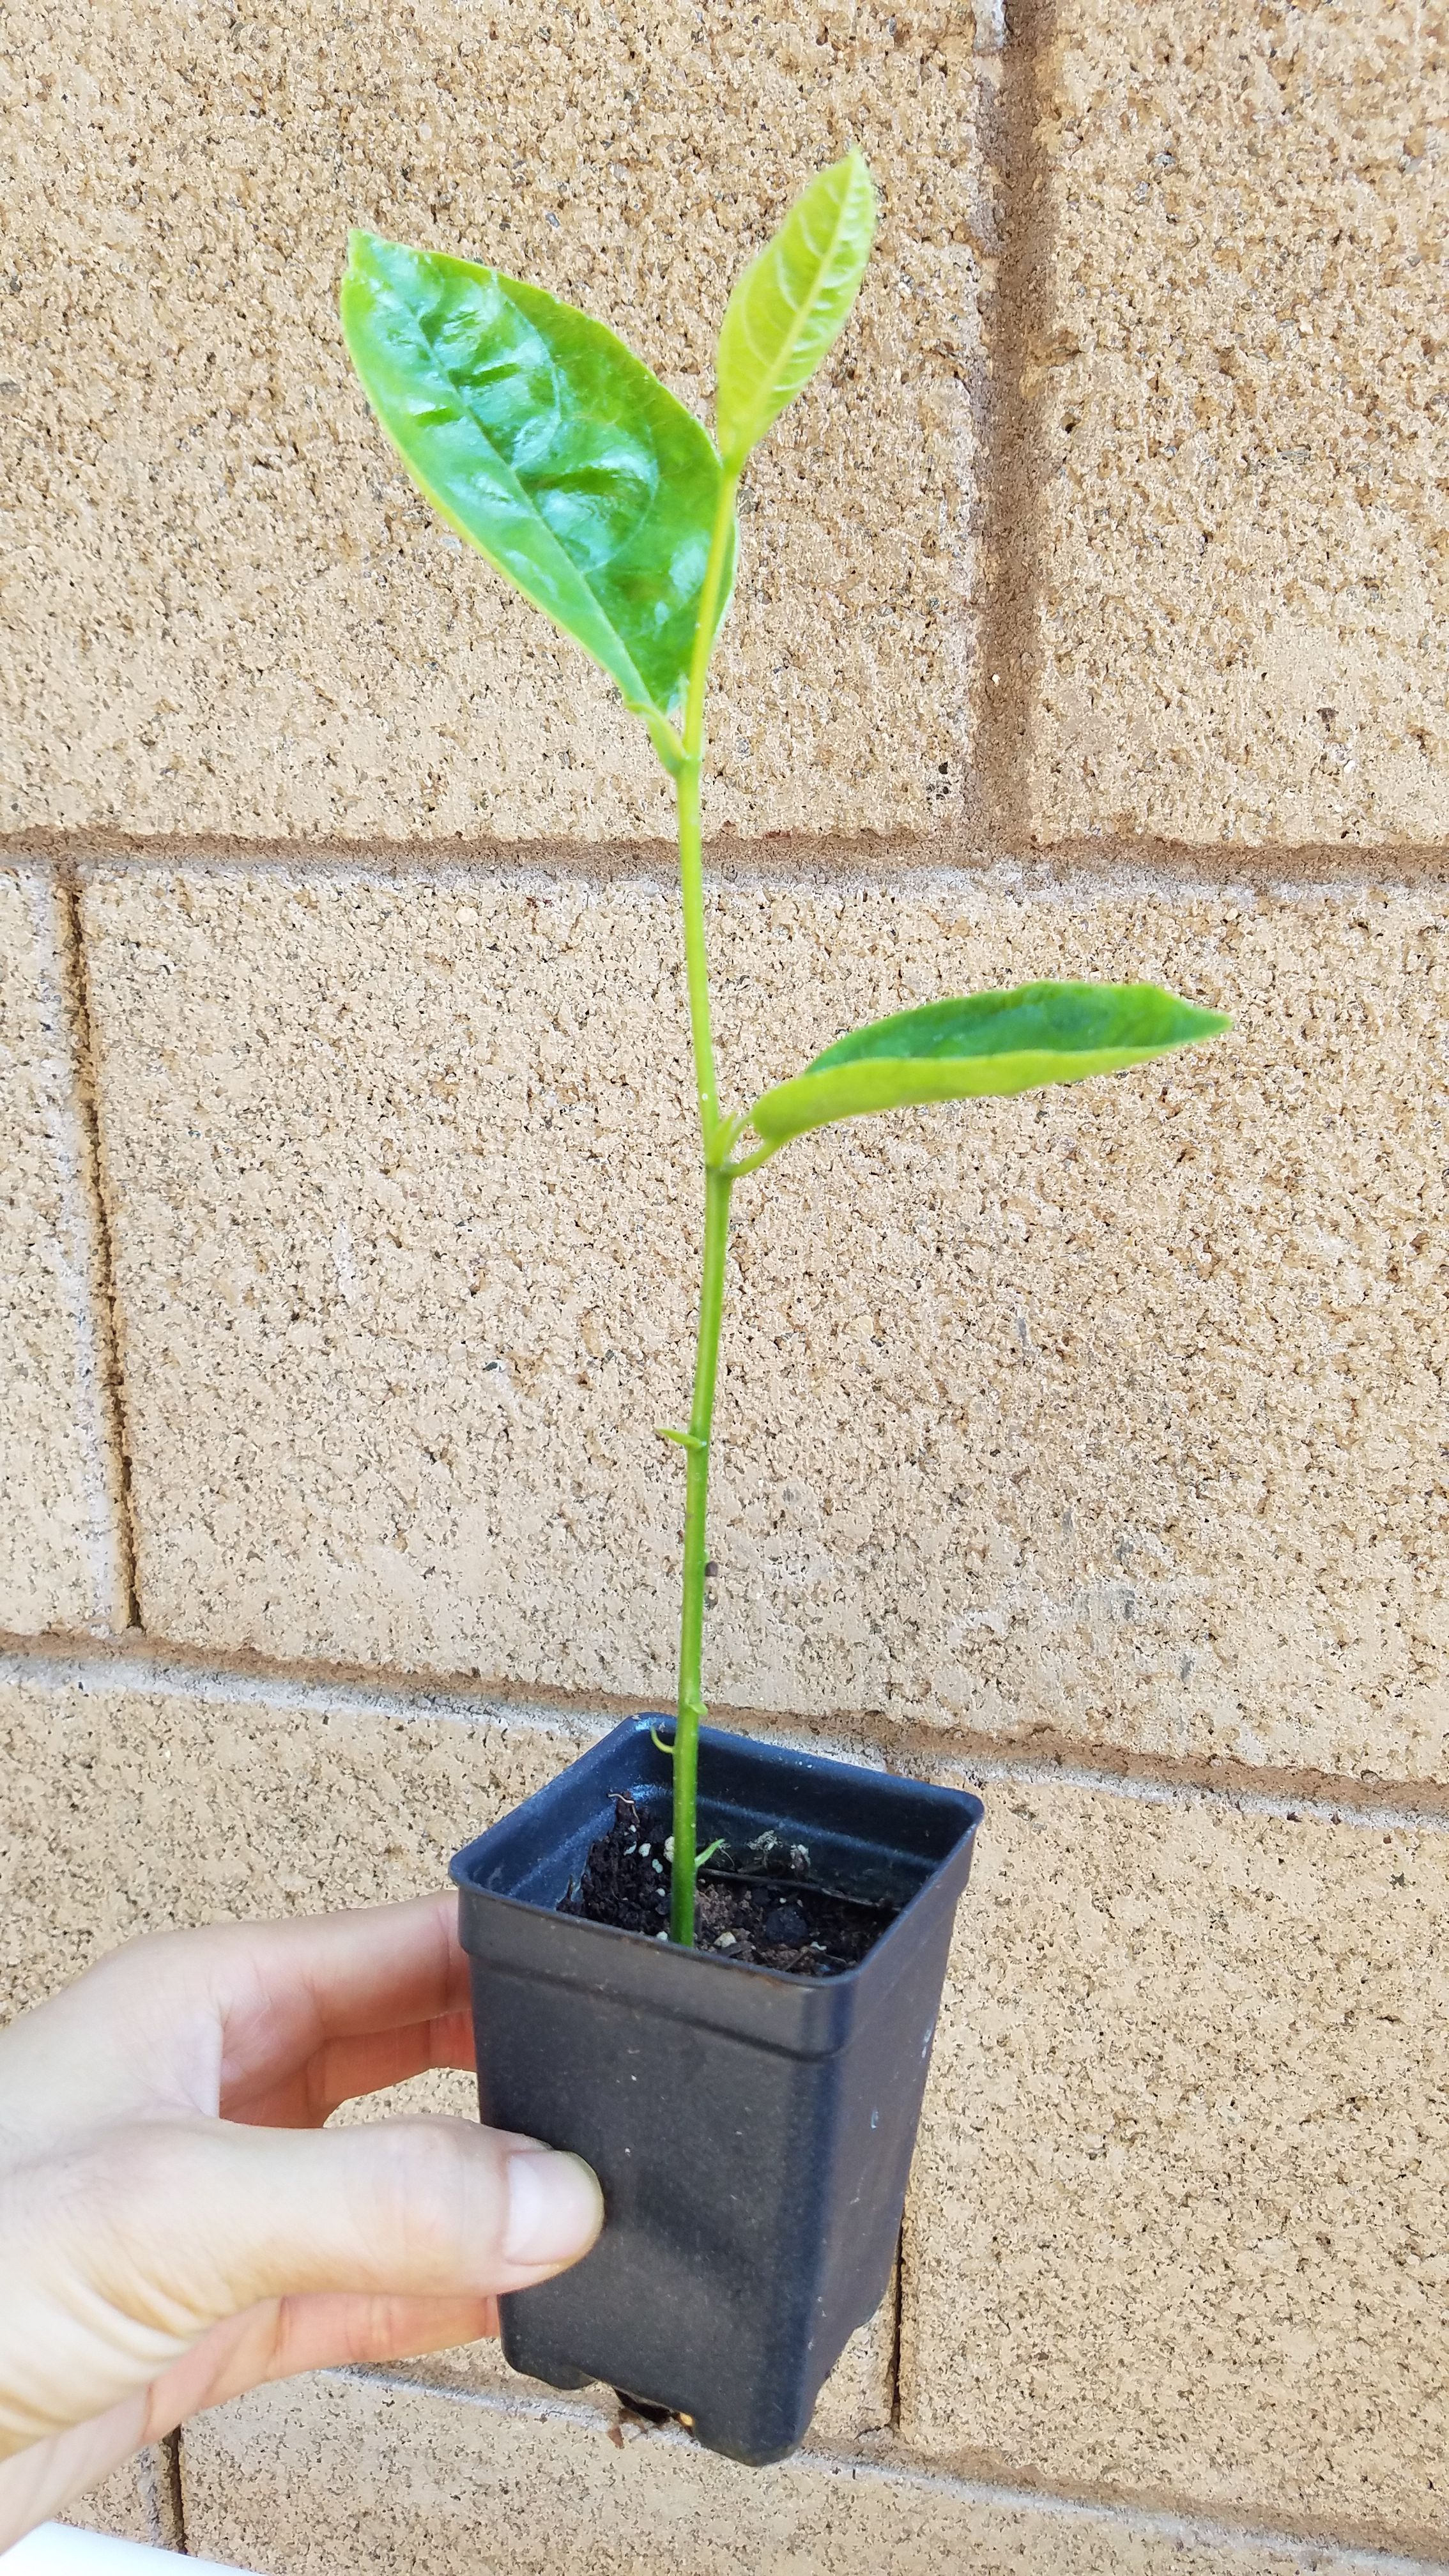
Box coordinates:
[52,862,144,1630]
[935,0,1007,852]
[3,1631,1446,1836]
[160,2430,187,2555]
[313,2368,1449,2572]
[969,0,1055,842]
[887,2232,905,2434]
[20,869,137,1632]
[4,831,1449,893]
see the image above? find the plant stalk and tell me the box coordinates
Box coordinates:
[668,466,739,1946]
[669,1159,733,1943]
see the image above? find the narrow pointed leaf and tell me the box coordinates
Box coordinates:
[715,151,877,471]
[341,231,734,736]
[747,982,1231,1147]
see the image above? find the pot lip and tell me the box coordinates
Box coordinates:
[451,1712,983,1998]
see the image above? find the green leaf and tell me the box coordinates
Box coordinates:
[747,982,1231,1147]
[715,150,877,471]
[340,231,734,747]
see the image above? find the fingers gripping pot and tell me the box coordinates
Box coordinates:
[452,1715,983,2467]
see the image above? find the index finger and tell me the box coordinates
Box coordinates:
[210,1892,471,2094]
[0,1892,475,2133]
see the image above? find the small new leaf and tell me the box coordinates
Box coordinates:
[747,982,1231,1147]
[341,231,734,747]
[715,151,877,471]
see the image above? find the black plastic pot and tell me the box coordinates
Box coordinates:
[450,1715,983,2467]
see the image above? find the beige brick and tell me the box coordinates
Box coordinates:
[901,1778,1449,2550]
[1026,0,1449,846]
[0,868,128,1636]
[3,2,984,847]
[86,863,1449,1782]
[0,1655,578,2019]
[809,2281,896,2445]
[181,2369,1367,2576]
[63,2447,181,2551]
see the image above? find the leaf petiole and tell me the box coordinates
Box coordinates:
[721,1135,781,1182]
[709,1106,754,1169]
[644,712,689,776]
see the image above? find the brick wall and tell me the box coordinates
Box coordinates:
[3,3,1446,2570]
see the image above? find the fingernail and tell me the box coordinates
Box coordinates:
[504,2147,604,2269]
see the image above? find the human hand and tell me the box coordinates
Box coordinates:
[0,1894,602,2548]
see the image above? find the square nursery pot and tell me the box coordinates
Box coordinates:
[450,1715,983,2467]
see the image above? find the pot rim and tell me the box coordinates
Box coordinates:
[451,1711,983,1998]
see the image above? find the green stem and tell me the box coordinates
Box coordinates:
[668,466,739,1947]
[669,1159,733,1943]
[674,756,720,1151]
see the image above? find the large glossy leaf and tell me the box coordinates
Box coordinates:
[715,151,877,471]
[747,982,1230,1146]
[341,231,733,742]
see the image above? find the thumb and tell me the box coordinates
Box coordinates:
[110,2116,604,2326]
[6,2115,602,2450]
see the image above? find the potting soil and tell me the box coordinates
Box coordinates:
[558,1792,897,1977]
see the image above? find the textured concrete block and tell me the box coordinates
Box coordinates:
[85,863,1448,1782]
[63,2447,181,2550]
[3,1,985,846]
[0,1655,578,2020]
[181,2369,1370,2576]
[0,868,128,1636]
[1026,0,1449,845]
[808,2283,896,2445]
[901,1777,1449,2550]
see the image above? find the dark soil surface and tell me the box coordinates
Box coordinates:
[559,1793,898,1978]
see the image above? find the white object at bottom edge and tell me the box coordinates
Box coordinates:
[1,2529,249,2576]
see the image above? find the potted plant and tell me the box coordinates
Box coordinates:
[340,154,1229,2465]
